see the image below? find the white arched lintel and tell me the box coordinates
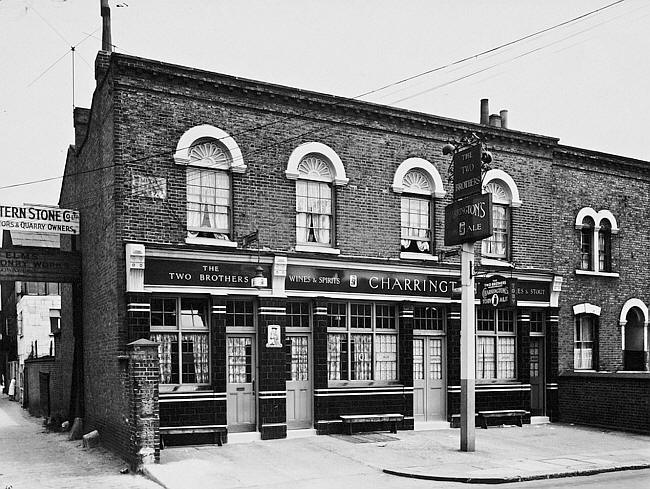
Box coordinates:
[482,169,522,207]
[619,298,648,326]
[286,142,348,185]
[174,124,246,172]
[391,157,446,198]
[573,302,601,316]
[575,207,619,232]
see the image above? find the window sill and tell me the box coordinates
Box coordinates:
[185,236,238,248]
[327,380,402,388]
[575,270,619,278]
[400,252,438,262]
[159,384,213,394]
[480,257,514,268]
[295,244,341,255]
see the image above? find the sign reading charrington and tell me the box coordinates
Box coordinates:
[0,204,79,235]
[286,265,459,297]
[145,258,271,288]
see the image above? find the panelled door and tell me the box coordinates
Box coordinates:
[227,335,256,432]
[529,337,545,416]
[413,336,446,421]
[286,334,312,429]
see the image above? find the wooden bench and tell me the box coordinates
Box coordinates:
[340,414,404,435]
[159,425,227,448]
[478,410,529,429]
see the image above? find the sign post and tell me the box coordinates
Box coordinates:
[443,140,492,453]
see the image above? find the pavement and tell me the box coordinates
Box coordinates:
[144,420,650,488]
[0,393,159,489]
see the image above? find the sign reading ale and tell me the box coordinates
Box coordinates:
[444,193,493,245]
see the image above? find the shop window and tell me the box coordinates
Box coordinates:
[413,305,445,331]
[476,308,516,380]
[574,315,597,370]
[392,158,445,259]
[174,125,245,247]
[575,208,618,275]
[529,309,546,334]
[481,170,521,265]
[286,142,348,254]
[150,297,210,385]
[225,300,255,328]
[326,302,398,382]
[286,301,311,328]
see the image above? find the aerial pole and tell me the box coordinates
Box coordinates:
[100,0,113,52]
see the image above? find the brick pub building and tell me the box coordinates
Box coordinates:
[58,50,648,464]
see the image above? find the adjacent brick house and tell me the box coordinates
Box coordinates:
[58,50,648,463]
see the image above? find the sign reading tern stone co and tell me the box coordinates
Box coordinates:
[0,204,79,235]
[444,193,493,246]
[453,144,483,200]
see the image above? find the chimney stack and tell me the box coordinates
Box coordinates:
[480,99,489,125]
[488,114,502,128]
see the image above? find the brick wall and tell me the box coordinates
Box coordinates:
[559,372,650,434]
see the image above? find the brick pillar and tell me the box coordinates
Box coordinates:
[257,299,287,440]
[210,299,228,432]
[399,302,414,430]
[547,309,560,421]
[447,306,461,421]
[127,339,160,469]
[312,298,329,433]
[126,293,151,343]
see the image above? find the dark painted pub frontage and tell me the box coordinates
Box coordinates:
[126,245,559,442]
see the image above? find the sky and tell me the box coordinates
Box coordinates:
[1,0,649,207]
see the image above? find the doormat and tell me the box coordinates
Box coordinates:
[331,433,399,444]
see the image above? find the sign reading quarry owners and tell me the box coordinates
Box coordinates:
[0,204,79,235]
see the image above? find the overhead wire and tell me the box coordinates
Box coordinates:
[3,0,636,196]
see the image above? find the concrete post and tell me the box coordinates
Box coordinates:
[127,339,160,469]
[460,242,476,452]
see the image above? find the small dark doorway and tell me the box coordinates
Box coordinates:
[623,308,646,371]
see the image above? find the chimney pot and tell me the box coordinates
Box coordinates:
[500,110,508,129]
[489,114,502,128]
[480,99,489,125]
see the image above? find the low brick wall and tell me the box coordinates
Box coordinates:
[559,372,650,434]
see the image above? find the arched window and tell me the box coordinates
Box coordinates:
[287,142,348,253]
[174,125,245,246]
[400,170,433,253]
[392,157,445,259]
[481,170,521,263]
[575,208,618,274]
[296,154,334,246]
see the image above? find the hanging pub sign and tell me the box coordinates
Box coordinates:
[444,193,493,246]
[478,275,517,308]
[453,144,483,200]
[0,204,79,235]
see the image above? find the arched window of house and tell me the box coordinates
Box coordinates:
[598,218,612,272]
[481,170,521,263]
[573,303,601,370]
[575,208,618,275]
[580,216,595,271]
[286,142,348,253]
[619,299,648,372]
[392,157,445,259]
[174,125,245,246]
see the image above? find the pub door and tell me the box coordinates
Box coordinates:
[226,335,256,432]
[529,336,545,416]
[285,334,312,429]
[413,336,446,421]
